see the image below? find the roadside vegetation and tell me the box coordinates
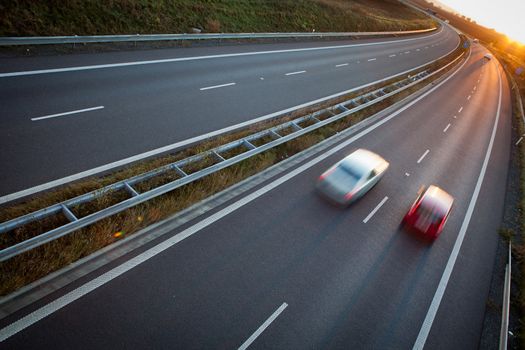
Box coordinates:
[0,0,436,36]
[0,39,468,296]
[491,48,525,347]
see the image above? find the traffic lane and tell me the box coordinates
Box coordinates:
[423,62,511,349]
[0,25,458,126]
[0,45,499,349]
[0,31,459,195]
[0,26,458,125]
[0,27,451,73]
[257,48,500,349]
[200,45,496,348]
[309,56,502,350]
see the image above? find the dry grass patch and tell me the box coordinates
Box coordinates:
[0,152,277,295]
[250,133,275,147]
[220,144,250,160]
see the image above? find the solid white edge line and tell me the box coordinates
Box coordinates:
[0,28,445,78]
[0,39,461,205]
[363,196,389,223]
[412,60,503,350]
[0,45,471,343]
[443,123,451,133]
[368,58,377,61]
[31,106,104,121]
[417,149,430,164]
[199,82,236,91]
[238,303,288,350]
[285,70,306,76]
[335,63,349,67]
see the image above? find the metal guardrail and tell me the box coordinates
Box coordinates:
[0,28,437,46]
[0,48,466,261]
[501,61,525,126]
[499,242,512,350]
[514,80,525,126]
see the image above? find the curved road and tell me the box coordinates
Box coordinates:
[0,26,460,198]
[0,40,512,349]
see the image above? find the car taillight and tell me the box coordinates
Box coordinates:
[344,192,353,200]
[319,168,335,181]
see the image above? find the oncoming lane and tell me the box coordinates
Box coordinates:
[0,25,459,197]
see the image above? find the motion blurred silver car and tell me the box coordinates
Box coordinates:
[317,149,389,205]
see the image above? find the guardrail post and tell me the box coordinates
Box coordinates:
[499,241,512,350]
[270,130,282,139]
[61,204,78,222]
[242,140,256,150]
[172,165,187,177]
[124,182,139,197]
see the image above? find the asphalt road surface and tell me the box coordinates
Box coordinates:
[0,26,460,198]
[0,41,512,349]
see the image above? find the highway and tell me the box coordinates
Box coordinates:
[0,39,512,349]
[0,26,460,199]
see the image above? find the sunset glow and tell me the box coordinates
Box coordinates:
[436,0,525,45]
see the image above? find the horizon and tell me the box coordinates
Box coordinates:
[431,0,524,44]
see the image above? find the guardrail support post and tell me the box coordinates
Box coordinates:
[124,182,139,197]
[270,130,282,139]
[61,204,78,222]
[243,140,256,150]
[499,242,512,350]
[172,165,188,177]
[212,150,225,162]
[290,122,302,131]
[337,105,349,113]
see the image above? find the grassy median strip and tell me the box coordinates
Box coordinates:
[0,43,467,296]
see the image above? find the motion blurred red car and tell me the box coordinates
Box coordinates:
[403,185,453,239]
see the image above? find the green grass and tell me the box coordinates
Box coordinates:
[0,0,436,36]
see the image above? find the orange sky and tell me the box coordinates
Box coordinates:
[434,0,524,44]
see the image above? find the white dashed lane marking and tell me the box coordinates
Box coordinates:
[285,70,306,76]
[417,149,430,164]
[200,82,236,91]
